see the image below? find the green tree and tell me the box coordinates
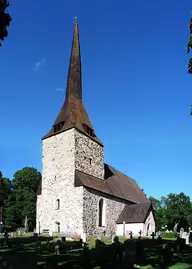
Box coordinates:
[186,14,192,115]
[164,192,192,231]
[3,193,18,230]
[0,171,14,231]
[149,196,167,231]
[0,0,11,46]
[12,167,41,231]
[0,171,12,201]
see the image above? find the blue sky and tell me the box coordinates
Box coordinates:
[1,0,192,200]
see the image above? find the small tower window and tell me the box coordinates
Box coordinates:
[83,124,96,137]
[89,158,92,164]
[55,221,60,233]
[56,199,60,210]
[54,121,65,133]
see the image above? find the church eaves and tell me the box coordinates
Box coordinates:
[42,21,103,146]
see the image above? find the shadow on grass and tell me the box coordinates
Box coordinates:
[1,237,192,268]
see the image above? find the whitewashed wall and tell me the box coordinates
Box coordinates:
[116,223,144,236]
[116,209,155,237]
[143,210,155,236]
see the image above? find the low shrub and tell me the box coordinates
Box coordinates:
[161,232,178,239]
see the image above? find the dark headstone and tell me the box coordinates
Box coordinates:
[61,236,66,243]
[36,241,41,249]
[55,243,60,255]
[33,233,38,241]
[129,231,133,239]
[95,239,101,248]
[151,232,155,240]
[113,236,123,261]
[123,239,136,265]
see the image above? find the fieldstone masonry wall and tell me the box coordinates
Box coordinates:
[82,188,131,236]
[37,127,133,236]
[74,130,104,179]
[36,129,84,235]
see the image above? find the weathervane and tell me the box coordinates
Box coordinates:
[74,16,78,23]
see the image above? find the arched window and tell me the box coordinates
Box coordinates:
[55,199,60,210]
[55,221,60,233]
[98,198,106,227]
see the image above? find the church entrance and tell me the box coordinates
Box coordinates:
[146,223,150,236]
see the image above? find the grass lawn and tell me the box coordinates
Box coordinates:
[0,235,192,268]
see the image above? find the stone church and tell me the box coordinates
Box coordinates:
[36,22,155,237]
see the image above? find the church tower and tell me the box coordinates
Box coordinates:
[36,21,104,235]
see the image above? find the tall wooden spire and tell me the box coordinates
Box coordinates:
[43,21,103,146]
[65,21,82,100]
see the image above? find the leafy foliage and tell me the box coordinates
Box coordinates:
[164,192,192,230]
[187,15,192,115]
[3,194,18,230]
[149,196,167,231]
[0,0,11,46]
[161,232,178,239]
[0,175,12,201]
[2,167,41,232]
[149,192,192,232]
[187,16,192,73]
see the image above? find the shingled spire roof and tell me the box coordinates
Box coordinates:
[43,21,103,146]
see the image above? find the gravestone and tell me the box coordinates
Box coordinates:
[95,239,101,248]
[183,232,190,245]
[61,236,66,243]
[34,233,38,242]
[125,231,129,239]
[186,233,190,245]
[97,234,102,241]
[180,227,184,238]
[129,231,133,239]
[79,238,84,248]
[113,236,123,261]
[151,232,155,240]
[81,233,86,242]
[111,235,116,243]
[123,239,136,266]
[162,243,171,265]
[156,231,161,237]
[17,241,23,251]
[55,243,60,255]
[173,222,179,233]
[110,231,113,241]
[46,238,50,247]
[138,230,142,239]
[36,241,41,249]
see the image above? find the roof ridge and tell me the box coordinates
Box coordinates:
[106,164,137,184]
[75,169,104,181]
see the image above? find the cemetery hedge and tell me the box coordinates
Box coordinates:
[162,232,178,239]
